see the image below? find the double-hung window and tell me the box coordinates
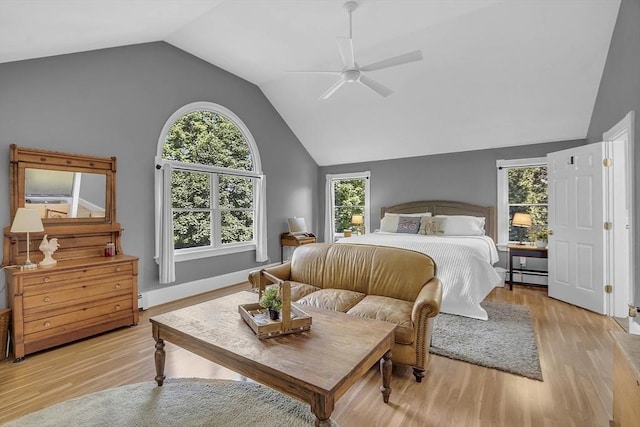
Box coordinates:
[496,157,548,249]
[155,102,266,283]
[325,172,370,242]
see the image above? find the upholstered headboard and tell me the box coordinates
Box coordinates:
[380,200,496,242]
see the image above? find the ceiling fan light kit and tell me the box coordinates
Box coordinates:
[290,0,423,100]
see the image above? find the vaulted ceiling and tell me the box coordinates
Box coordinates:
[0,0,621,166]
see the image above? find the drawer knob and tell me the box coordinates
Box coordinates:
[44,321,51,328]
[43,296,51,303]
[115,304,121,311]
[43,277,50,283]
[115,283,121,289]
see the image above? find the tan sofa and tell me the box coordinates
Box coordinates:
[249,243,442,382]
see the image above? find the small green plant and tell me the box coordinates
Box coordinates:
[259,285,282,312]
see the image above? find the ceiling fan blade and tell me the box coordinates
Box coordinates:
[319,78,347,100]
[285,70,341,74]
[337,37,356,69]
[360,50,423,72]
[358,75,394,98]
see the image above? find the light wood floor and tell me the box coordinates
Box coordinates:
[0,283,621,426]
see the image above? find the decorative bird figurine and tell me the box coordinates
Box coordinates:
[39,234,60,267]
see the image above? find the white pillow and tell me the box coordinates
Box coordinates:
[380,212,431,233]
[434,215,485,236]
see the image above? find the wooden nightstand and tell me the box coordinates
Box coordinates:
[507,244,548,290]
[280,233,316,263]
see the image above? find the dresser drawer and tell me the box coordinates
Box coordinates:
[23,278,133,315]
[21,263,134,287]
[24,295,133,336]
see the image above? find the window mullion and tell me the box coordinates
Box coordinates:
[212,173,221,248]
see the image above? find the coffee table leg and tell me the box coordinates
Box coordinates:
[380,350,392,403]
[153,325,166,386]
[310,394,334,427]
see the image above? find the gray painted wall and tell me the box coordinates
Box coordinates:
[0,42,318,306]
[587,0,640,306]
[319,139,585,268]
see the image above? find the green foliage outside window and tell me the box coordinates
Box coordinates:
[333,179,365,233]
[163,111,254,250]
[508,166,548,242]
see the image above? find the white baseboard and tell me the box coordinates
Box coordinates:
[140,263,279,309]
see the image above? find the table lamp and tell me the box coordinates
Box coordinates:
[512,212,531,244]
[11,208,44,270]
[351,214,364,235]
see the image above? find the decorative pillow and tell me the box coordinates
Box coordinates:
[435,215,485,236]
[395,216,421,234]
[419,217,446,235]
[380,212,431,233]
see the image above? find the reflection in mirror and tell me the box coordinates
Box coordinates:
[25,168,106,219]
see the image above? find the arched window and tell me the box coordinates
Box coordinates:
[154,102,267,283]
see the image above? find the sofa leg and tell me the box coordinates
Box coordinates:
[412,367,425,382]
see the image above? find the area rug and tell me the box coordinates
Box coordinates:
[2,378,339,427]
[430,301,543,381]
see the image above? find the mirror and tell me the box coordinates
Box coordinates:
[24,168,106,219]
[9,144,116,225]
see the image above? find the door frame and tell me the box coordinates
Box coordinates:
[603,111,635,316]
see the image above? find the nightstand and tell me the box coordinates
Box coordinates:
[507,244,548,290]
[280,232,316,263]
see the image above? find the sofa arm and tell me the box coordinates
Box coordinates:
[411,277,443,323]
[248,262,293,288]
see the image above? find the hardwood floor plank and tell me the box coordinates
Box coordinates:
[0,283,620,426]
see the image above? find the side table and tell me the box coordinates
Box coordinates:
[280,232,316,263]
[507,244,548,290]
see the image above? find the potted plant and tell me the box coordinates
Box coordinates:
[529,225,548,248]
[259,285,283,320]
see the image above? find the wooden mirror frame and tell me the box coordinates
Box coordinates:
[3,145,123,266]
[9,144,116,225]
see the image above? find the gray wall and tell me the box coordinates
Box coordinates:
[586,0,640,306]
[0,42,318,305]
[319,139,585,266]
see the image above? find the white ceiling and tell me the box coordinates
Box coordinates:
[0,0,621,166]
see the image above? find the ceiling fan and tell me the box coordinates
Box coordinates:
[292,1,423,100]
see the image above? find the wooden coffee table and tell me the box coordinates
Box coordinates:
[150,291,396,427]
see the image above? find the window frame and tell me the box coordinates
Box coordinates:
[325,171,371,243]
[156,102,263,262]
[496,157,547,251]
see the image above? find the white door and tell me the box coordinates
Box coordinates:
[547,142,612,314]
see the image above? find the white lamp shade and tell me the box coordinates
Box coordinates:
[288,217,307,235]
[512,212,532,228]
[11,208,44,233]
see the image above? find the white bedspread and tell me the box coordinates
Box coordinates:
[337,232,502,320]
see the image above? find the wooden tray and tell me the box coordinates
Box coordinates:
[239,276,312,339]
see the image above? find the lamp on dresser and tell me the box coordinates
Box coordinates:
[351,214,364,235]
[10,208,44,270]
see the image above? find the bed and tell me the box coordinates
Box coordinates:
[337,200,502,320]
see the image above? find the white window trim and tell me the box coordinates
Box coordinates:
[325,171,371,243]
[496,157,546,251]
[155,102,266,281]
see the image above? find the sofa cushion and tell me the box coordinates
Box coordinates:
[289,282,321,301]
[296,289,365,312]
[347,295,414,345]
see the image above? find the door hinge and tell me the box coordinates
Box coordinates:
[604,284,613,294]
[603,157,613,167]
[604,221,613,230]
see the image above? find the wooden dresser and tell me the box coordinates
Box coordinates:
[3,145,139,361]
[5,255,138,360]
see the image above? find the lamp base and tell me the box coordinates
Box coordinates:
[18,260,38,271]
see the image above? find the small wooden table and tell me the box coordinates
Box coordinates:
[280,232,316,263]
[507,244,548,290]
[150,291,395,426]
